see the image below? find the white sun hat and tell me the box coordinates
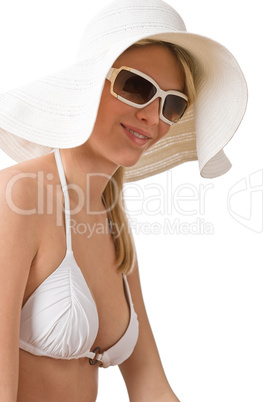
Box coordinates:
[0,0,247,181]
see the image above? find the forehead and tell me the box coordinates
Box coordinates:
[113,43,185,91]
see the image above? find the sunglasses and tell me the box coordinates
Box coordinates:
[106,66,188,125]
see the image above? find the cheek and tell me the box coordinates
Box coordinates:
[146,123,170,151]
[161,124,171,137]
[157,123,171,142]
[93,86,119,131]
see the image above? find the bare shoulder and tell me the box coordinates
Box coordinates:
[0,152,55,214]
[0,153,57,257]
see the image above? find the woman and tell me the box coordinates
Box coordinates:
[0,0,247,401]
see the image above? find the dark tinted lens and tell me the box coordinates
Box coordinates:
[114,70,157,104]
[163,94,188,123]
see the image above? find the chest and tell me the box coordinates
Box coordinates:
[23,210,130,351]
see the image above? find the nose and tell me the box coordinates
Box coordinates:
[135,98,161,126]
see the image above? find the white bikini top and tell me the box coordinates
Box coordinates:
[19,149,139,368]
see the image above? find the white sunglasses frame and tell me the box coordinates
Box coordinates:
[106,66,188,125]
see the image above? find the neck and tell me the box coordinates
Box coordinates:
[59,144,119,214]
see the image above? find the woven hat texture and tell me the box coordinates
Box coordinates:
[0,0,248,181]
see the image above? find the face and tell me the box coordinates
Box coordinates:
[87,44,185,169]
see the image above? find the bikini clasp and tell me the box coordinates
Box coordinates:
[89,346,102,365]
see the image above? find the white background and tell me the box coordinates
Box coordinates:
[0,1,267,401]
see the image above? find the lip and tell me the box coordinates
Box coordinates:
[122,124,152,139]
[121,123,152,146]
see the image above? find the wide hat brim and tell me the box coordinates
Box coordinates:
[0,0,248,181]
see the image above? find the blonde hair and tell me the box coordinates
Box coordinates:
[131,39,196,107]
[103,40,196,275]
[102,166,136,274]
